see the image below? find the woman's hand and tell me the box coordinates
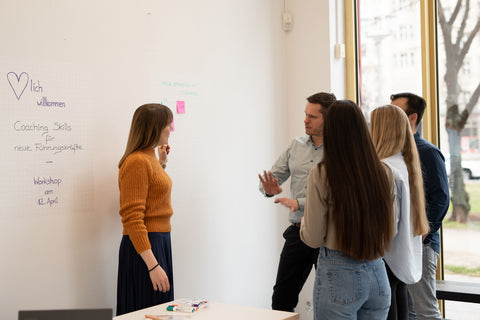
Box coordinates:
[157,144,170,167]
[149,264,170,292]
[140,249,170,292]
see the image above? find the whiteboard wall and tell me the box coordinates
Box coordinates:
[0,1,342,319]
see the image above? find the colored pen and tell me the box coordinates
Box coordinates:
[192,301,208,308]
[145,315,165,320]
[166,305,196,312]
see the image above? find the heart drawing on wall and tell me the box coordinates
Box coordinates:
[7,71,29,100]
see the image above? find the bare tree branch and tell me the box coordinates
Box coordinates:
[438,0,453,50]
[466,82,480,114]
[459,17,480,63]
[454,0,469,48]
[439,0,478,220]
[438,0,446,25]
[448,0,463,25]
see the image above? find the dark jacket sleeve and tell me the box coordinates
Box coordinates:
[422,147,450,237]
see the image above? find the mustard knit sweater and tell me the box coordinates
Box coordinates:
[118,148,173,254]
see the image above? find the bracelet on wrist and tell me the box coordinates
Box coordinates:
[149,263,160,272]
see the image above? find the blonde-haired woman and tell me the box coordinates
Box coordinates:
[370,104,429,320]
[116,104,174,315]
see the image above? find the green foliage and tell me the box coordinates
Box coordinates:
[445,182,480,229]
[447,182,480,213]
[466,183,480,214]
[443,217,480,229]
[444,265,480,277]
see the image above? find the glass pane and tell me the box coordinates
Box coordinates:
[358,0,422,120]
[437,0,480,318]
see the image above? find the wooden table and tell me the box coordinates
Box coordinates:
[113,301,299,320]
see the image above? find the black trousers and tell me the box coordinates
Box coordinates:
[272,225,319,312]
[385,262,408,320]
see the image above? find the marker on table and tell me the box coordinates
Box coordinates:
[192,301,208,309]
[166,305,196,312]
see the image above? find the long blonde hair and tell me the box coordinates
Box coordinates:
[118,104,173,168]
[370,104,429,236]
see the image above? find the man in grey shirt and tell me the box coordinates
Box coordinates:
[259,92,336,312]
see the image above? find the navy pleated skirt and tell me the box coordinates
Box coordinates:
[116,232,174,316]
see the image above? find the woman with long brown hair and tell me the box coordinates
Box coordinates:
[370,104,430,320]
[300,100,395,320]
[116,103,174,315]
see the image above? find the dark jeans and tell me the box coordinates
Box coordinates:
[272,225,319,312]
[386,262,408,320]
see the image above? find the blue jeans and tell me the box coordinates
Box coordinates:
[314,247,391,320]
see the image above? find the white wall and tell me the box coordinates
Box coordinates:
[283,0,345,318]
[285,0,346,139]
[0,1,345,319]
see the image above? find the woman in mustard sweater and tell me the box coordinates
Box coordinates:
[116,103,174,315]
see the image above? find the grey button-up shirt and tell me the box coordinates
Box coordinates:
[260,135,324,223]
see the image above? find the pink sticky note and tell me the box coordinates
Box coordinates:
[171,119,175,131]
[176,101,185,114]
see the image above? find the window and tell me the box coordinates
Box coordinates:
[356,1,422,120]
[347,0,480,318]
[437,0,480,316]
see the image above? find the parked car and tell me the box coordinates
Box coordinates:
[444,153,480,180]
